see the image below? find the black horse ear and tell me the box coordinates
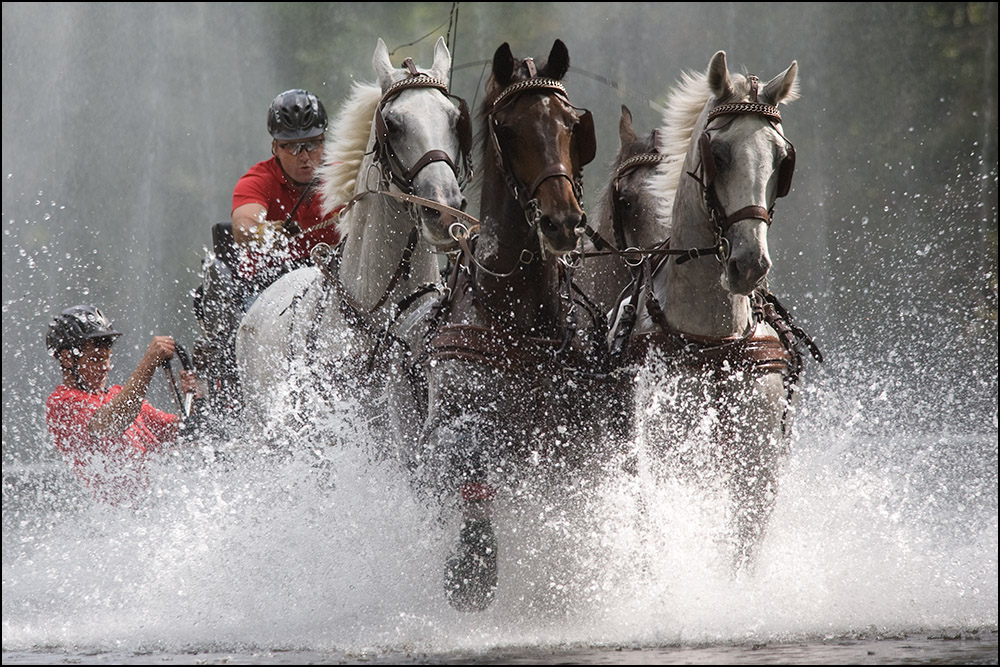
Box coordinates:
[492,43,516,87]
[541,39,570,80]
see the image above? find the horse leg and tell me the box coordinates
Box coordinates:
[720,372,788,573]
[444,477,498,612]
[421,370,501,612]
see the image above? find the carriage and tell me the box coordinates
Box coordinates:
[190,39,822,611]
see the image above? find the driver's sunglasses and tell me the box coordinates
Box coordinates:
[277,138,323,156]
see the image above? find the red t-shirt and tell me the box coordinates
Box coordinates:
[232,157,342,282]
[46,384,179,506]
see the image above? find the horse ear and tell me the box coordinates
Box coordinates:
[763,60,799,105]
[619,104,636,145]
[541,39,570,80]
[492,43,516,88]
[373,38,395,90]
[430,36,452,86]
[707,50,733,100]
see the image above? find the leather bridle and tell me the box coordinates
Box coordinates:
[486,75,596,230]
[689,75,796,252]
[372,57,474,194]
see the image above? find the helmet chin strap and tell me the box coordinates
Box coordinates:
[62,350,86,391]
[70,360,85,390]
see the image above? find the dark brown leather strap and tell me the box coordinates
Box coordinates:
[528,164,575,199]
[625,328,793,376]
[428,323,563,369]
[723,205,772,229]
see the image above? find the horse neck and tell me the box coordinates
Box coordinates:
[656,165,754,338]
[474,174,563,332]
[338,190,438,312]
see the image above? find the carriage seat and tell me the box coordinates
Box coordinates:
[212,221,239,273]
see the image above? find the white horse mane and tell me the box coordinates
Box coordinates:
[318,81,383,236]
[648,67,713,233]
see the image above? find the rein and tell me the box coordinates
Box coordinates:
[281,176,320,236]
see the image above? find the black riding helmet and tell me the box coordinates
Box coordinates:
[267,89,327,141]
[46,305,122,356]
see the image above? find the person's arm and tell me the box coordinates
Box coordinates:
[88,336,176,439]
[233,202,292,247]
[232,202,268,245]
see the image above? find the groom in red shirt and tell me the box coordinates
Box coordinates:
[45,305,200,507]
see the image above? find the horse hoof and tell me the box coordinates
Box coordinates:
[444,518,498,612]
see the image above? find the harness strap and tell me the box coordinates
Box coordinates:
[402,149,458,183]
[373,226,420,312]
[428,323,565,369]
[625,328,793,376]
[583,223,617,252]
[723,205,772,229]
[304,189,479,237]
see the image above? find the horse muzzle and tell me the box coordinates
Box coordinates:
[537,210,587,255]
[726,251,771,295]
[414,183,467,250]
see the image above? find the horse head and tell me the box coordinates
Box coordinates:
[610,105,668,252]
[482,39,595,255]
[699,51,798,295]
[371,37,470,248]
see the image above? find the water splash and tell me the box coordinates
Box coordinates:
[4,359,995,656]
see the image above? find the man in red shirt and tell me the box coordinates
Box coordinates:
[45,305,200,507]
[232,89,342,288]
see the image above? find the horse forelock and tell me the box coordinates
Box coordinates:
[729,67,800,106]
[318,82,382,231]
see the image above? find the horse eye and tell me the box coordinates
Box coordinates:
[496,125,515,142]
[711,144,730,169]
[384,113,402,135]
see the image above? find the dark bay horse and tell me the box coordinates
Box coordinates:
[396,39,609,612]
